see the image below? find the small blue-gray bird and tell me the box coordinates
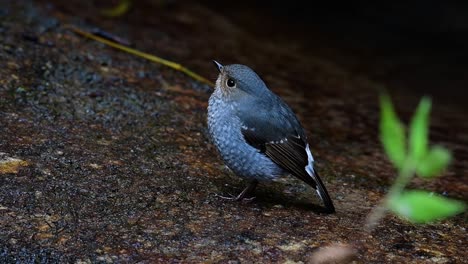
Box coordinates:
[208,61,335,213]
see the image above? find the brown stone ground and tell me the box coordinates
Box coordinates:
[0,1,466,263]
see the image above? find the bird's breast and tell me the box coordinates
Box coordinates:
[207,95,283,180]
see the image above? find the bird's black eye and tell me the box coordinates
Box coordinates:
[226,78,236,87]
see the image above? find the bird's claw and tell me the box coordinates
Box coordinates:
[214,193,256,202]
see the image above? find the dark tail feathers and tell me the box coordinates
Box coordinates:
[305,166,335,213]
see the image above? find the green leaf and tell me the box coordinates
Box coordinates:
[379,94,406,169]
[388,190,465,224]
[101,0,132,17]
[416,146,452,178]
[409,97,431,163]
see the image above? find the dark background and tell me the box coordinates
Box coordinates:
[198,0,468,108]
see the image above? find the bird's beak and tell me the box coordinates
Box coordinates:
[213,60,223,72]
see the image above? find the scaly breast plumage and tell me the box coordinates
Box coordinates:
[207,95,282,180]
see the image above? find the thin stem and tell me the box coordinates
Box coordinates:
[365,160,414,232]
[387,161,414,197]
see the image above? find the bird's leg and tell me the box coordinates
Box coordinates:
[216,180,258,201]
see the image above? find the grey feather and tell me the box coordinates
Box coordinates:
[208,62,335,213]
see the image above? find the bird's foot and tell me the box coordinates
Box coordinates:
[215,180,258,202]
[214,193,256,202]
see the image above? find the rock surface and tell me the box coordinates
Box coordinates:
[0,1,466,263]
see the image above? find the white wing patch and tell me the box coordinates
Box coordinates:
[305,143,315,165]
[304,144,323,199]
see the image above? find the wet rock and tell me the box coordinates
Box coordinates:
[0,0,466,263]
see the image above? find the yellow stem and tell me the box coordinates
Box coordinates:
[64,25,214,87]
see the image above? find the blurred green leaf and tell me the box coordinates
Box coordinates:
[409,97,431,163]
[380,94,406,169]
[102,0,132,17]
[416,146,452,178]
[388,190,465,224]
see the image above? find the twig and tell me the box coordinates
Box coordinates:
[64,25,214,87]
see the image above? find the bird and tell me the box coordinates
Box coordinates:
[207,60,335,213]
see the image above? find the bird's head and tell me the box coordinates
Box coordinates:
[212,60,269,98]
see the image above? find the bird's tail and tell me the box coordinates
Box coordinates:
[305,166,335,213]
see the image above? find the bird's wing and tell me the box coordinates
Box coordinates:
[238,95,309,178]
[239,96,335,212]
[241,126,312,186]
